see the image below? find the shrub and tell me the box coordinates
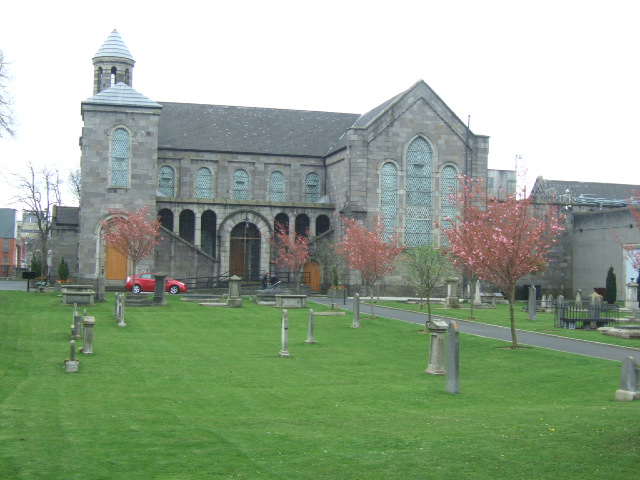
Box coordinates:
[58,256,69,281]
[605,265,617,304]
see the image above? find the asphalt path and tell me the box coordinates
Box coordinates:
[309,297,640,363]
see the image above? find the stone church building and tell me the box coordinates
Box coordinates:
[54,29,511,294]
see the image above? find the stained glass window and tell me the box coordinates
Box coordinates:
[305,173,320,203]
[269,171,285,201]
[440,165,457,246]
[195,167,212,198]
[158,166,175,197]
[380,162,398,239]
[233,169,249,200]
[111,128,130,187]
[405,137,433,246]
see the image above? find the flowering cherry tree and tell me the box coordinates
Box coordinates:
[270,222,310,294]
[100,207,162,288]
[443,177,563,348]
[335,214,404,318]
[616,192,640,275]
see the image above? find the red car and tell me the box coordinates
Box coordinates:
[125,273,187,294]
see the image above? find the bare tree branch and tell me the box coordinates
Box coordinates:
[0,50,16,138]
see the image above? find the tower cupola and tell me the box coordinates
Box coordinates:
[92,29,135,94]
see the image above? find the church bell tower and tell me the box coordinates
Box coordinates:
[92,29,135,94]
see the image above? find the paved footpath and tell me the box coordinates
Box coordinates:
[310,297,640,363]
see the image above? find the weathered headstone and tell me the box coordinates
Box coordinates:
[426,320,448,375]
[588,292,602,321]
[615,356,640,401]
[352,293,360,328]
[279,309,290,357]
[117,293,126,327]
[227,275,243,307]
[626,280,638,310]
[82,316,95,355]
[527,285,537,321]
[445,321,460,394]
[575,289,583,308]
[73,304,82,339]
[547,294,554,311]
[556,295,565,327]
[472,280,483,306]
[153,274,167,306]
[65,340,79,373]
[306,309,316,344]
[444,277,460,309]
[541,294,548,309]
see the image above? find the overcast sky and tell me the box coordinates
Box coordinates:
[1,0,638,214]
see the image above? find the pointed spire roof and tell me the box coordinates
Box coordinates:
[93,29,134,61]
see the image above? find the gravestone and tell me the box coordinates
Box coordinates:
[445,321,460,394]
[588,292,602,321]
[615,356,640,401]
[279,309,290,357]
[73,303,82,339]
[556,295,565,327]
[306,309,316,344]
[352,293,360,328]
[547,294,554,311]
[153,274,167,305]
[472,280,482,306]
[527,285,537,321]
[227,275,243,307]
[575,289,583,308]
[541,294,548,309]
[65,340,79,373]
[626,280,638,310]
[426,320,448,375]
[444,277,460,309]
[82,316,95,354]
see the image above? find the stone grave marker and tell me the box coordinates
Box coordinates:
[279,309,290,357]
[615,356,640,401]
[352,293,360,328]
[445,321,459,394]
[426,320,448,375]
[528,285,537,321]
[306,309,316,344]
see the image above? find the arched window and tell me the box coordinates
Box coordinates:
[269,171,285,201]
[158,166,175,197]
[158,209,174,231]
[110,66,117,87]
[274,213,289,236]
[440,166,458,246]
[110,128,130,187]
[233,169,249,200]
[195,167,213,198]
[201,210,216,256]
[305,173,320,203]
[179,210,195,244]
[380,162,398,239]
[295,214,310,238]
[405,137,433,246]
[316,215,330,235]
[124,68,130,86]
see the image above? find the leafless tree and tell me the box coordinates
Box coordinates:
[68,168,81,204]
[0,50,15,138]
[13,162,62,279]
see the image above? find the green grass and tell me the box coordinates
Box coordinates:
[373,299,640,348]
[1,291,639,479]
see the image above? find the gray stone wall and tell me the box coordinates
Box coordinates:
[50,224,79,282]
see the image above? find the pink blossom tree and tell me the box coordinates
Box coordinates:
[335,214,404,318]
[270,222,310,294]
[444,177,563,348]
[99,207,162,288]
[616,192,640,276]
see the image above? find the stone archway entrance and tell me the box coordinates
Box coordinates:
[304,261,321,292]
[230,222,261,280]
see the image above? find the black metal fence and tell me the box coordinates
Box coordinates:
[555,301,620,329]
[178,271,311,291]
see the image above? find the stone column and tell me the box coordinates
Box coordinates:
[444,277,460,309]
[194,211,202,248]
[445,321,460,394]
[65,340,79,373]
[279,309,290,357]
[626,280,638,309]
[153,274,167,305]
[82,316,95,355]
[227,275,243,307]
[352,293,360,328]
[426,320,448,375]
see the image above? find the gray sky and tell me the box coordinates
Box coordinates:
[1,0,638,213]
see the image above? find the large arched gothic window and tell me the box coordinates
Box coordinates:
[158,166,175,197]
[158,208,174,231]
[110,128,130,187]
[195,167,213,198]
[201,210,216,256]
[269,171,285,201]
[305,173,320,203]
[233,169,249,200]
[440,165,458,246]
[405,137,433,246]
[380,162,398,238]
[179,210,195,244]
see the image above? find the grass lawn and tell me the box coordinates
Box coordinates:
[372,299,640,348]
[1,291,639,479]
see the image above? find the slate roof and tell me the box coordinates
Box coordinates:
[82,83,162,109]
[532,177,640,204]
[93,29,134,61]
[157,102,361,157]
